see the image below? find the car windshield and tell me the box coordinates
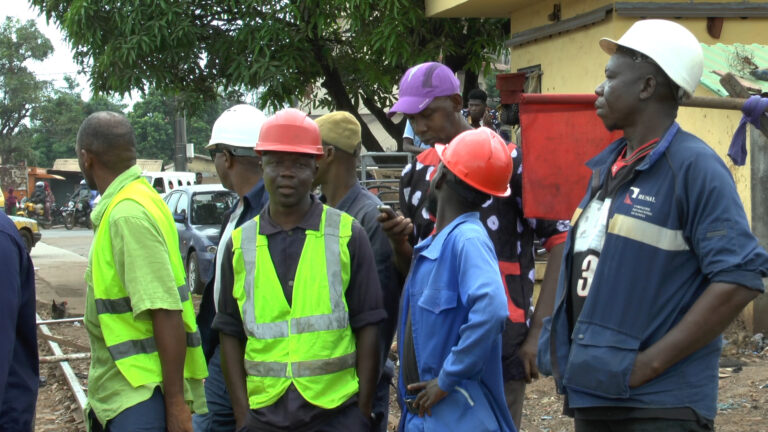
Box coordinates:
[191,191,237,225]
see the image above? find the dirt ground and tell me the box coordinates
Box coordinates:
[34,304,768,432]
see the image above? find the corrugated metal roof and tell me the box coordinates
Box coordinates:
[700,43,768,97]
[51,158,164,172]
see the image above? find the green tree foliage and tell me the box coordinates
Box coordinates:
[27,76,126,167]
[128,88,229,164]
[31,0,507,151]
[0,17,53,164]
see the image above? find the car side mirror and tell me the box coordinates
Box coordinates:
[173,212,186,223]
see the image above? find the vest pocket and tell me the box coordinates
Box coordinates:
[562,322,641,399]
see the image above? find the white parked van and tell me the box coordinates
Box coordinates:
[143,172,197,196]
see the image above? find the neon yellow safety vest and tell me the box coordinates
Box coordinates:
[231,205,358,410]
[91,178,207,388]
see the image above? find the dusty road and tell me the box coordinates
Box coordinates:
[32,227,92,316]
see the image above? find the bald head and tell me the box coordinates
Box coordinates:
[76,111,137,173]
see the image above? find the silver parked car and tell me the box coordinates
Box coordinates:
[163,185,237,294]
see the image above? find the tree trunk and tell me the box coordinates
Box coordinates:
[309,38,385,153]
[462,68,479,106]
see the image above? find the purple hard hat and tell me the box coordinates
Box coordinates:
[387,62,461,118]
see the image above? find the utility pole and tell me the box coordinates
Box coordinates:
[174,96,188,171]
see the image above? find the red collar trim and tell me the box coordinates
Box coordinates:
[611,138,660,177]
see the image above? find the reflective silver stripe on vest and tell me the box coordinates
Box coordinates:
[291,311,349,334]
[96,285,190,315]
[244,360,288,378]
[108,331,202,361]
[241,208,348,340]
[239,220,261,339]
[322,208,347,324]
[292,352,356,378]
[95,297,132,315]
[178,284,190,302]
[244,352,356,378]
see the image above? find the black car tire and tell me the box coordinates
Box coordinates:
[187,251,205,295]
[20,229,33,254]
[64,212,74,230]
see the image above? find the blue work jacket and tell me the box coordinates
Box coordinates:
[538,123,768,420]
[398,213,516,432]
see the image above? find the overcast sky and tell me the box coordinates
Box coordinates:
[2,1,95,98]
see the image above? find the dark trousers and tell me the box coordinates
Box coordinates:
[237,402,370,432]
[575,418,714,432]
[89,387,166,432]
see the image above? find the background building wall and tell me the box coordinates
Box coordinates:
[506,0,768,220]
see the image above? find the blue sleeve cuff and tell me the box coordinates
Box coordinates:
[711,270,765,292]
[437,369,459,392]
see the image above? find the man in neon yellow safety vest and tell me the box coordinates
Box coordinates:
[77,112,207,432]
[214,108,385,431]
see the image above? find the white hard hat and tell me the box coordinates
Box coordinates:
[599,19,703,100]
[206,104,267,151]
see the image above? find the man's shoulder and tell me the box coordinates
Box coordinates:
[665,130,728,172]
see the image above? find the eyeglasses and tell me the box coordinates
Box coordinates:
[209,147,225,159]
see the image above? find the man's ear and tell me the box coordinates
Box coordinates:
[639,75,657,101]
[323,145,334,161]
[223,150,235,169]
[449,94,464,112]
[80,148,93,170]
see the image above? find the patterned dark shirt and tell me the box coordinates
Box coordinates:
[399,145,569,381]
[461,108,503,135]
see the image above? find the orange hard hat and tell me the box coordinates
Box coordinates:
[435,127,513,197]
[254,108,324,155]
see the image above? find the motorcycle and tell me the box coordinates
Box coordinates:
[17,200,67,229]
[63,196,92,230]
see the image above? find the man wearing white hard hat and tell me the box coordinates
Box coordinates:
[193,104,269,432]
[538,19,768,431]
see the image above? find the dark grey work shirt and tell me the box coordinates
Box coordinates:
[212,196,385,430]
[321,183,402,364]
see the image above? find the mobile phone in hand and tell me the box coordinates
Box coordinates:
[377,204,397,220]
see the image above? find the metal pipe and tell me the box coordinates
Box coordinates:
[36,313,87,418]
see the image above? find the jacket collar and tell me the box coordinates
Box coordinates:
[91,165,142,227]
[418,212,480,260]
[586,122,680,172]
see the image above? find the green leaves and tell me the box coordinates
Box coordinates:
[28,0,507,150]
[0,17,54,164]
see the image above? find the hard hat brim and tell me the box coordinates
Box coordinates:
[435,144,511,198]
[254,142,324,156]
[599,38,619,56]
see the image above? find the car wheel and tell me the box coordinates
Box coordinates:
[187,251,205,295]
[20,229,33,254]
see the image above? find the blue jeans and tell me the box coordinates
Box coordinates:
[193,345,236,432]
[90,387,165,431]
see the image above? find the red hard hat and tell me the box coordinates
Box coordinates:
[435,127,513,197]
[254,108,324,155]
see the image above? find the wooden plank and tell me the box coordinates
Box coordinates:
[37,332,90,352]
[37,313,87,419]
[718,73,768,140]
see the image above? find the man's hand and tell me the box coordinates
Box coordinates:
[482,108,494,128]
[518,332,540,383]
[165,396,193,432]
[377,210,414,275]
[407,379,448,417]
[628,350,660,388]
[377,210,412,242]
